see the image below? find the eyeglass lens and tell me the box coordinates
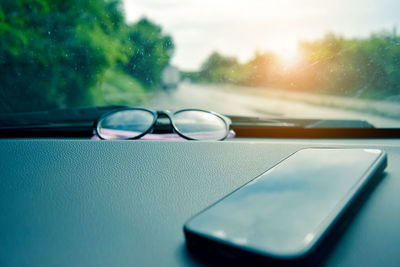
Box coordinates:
[173,110,227,140]
[97,109,154,139]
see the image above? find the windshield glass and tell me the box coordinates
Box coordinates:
[1,0,399,128]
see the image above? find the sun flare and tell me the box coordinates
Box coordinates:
[274,41,299,67]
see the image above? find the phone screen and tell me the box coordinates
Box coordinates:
[184,148,386,260]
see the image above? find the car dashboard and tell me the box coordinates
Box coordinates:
[0,138,400,266]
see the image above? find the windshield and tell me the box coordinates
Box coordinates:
[1,0,399,128]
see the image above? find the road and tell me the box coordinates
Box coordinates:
[147,83,400,128]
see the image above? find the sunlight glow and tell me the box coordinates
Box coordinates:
[123,0,400,70]
[275,41,300,67]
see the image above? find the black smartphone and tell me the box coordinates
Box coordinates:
[184,148,387,265]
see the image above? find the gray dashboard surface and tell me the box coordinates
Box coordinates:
[0,139,399,266]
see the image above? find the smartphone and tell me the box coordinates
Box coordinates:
[184,148,387,265]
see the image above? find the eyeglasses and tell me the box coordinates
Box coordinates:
[94,108,232,141]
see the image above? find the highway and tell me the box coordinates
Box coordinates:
[147,82,400,128]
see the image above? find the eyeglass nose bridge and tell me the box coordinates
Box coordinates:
[151,110,174,133]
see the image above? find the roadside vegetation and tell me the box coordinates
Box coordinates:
[184,31,400,101]
[1,0,399,114]
[0,0,174,113]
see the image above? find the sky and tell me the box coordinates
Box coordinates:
[123,0,399,70]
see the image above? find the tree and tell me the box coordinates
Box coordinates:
[294,32,400,97]
[0,0,126,112]
[244,52,277,86]
[122,18,174,89]
[199,52,245,83]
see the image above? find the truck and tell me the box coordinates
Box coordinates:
[161,65,180,90]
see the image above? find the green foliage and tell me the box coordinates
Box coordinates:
[195,31,400,100]
[0,0,128,112]
[0,1,174,113]
[290,32,400,98]
[122,18,174,89]
[197,52,248,84]
[90,68,147,106]
[242,52,278,86]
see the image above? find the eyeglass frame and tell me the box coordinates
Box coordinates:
[94,107,232,141]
